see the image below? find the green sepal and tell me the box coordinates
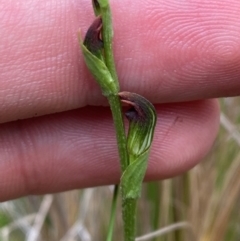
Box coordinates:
[80,40,118,96]
[127,111,155,161]
[121,152,149,200]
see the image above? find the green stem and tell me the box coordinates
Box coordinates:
[97,1,129,171]
[107,94,128,172]
[106,185,119,241]
[91,2,138,241]
[100,4,119,88]
[98,2,137,241]
[122,199,137,241]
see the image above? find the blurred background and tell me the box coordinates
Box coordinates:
[0,97,239,241]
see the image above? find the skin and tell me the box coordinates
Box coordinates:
[0,0,240,201]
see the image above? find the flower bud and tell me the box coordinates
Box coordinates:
[79,17,118,96]
[118,92,157,162]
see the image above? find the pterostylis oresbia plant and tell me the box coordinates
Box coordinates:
[79,1,157,241]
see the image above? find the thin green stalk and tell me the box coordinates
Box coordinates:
[98,4,140,240]
[95,1,129,171]
[106,185,119,241]
[122,199,137,241]
[100,3,119,88]
[98,4,137,240]
[108,94,128,172]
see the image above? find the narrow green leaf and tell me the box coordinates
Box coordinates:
[121,152,149,199]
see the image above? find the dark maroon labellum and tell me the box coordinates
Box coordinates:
[118,92,151,124]
[83,16,103,54]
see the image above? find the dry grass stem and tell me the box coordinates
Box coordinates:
[135,222,193,241]
[60,189,94,241]
[27,195,53,241]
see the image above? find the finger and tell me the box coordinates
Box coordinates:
[0,99,219,201]
[0,0,239,123]
[113,0,240,101]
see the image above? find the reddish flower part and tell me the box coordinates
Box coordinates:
[118,92,151,124]
[83,16,103,54]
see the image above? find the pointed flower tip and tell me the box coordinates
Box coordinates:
[93,0,100,8]
[92,0,101,15]
[118,91,154,124]
[83,16,103,55]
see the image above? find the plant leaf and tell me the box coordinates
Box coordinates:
[121,152,149,200]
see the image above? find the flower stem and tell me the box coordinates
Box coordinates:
[122,199,137,241]
[83,2,149,241]
[97,3,138,241]
[106,185,119,241]
[94,1,129,171]
[100,3,119,89]
[87,0,129,173]
[107,94,128,172]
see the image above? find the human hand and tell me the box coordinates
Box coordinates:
[0,0,240,201]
